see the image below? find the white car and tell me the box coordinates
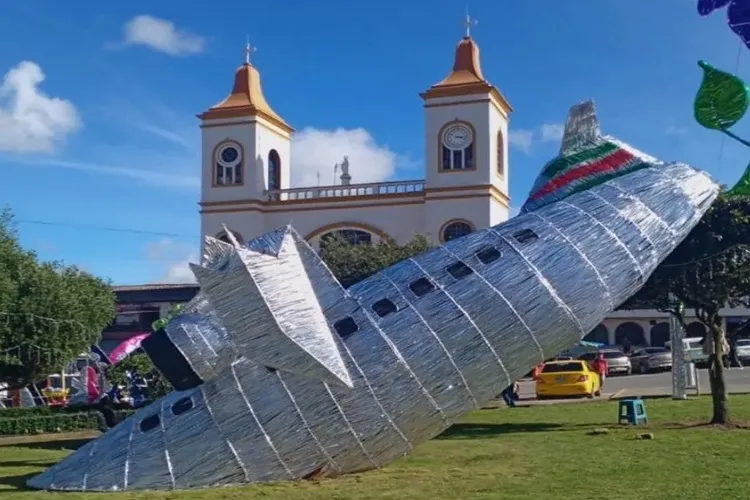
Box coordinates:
[735,339,750,363]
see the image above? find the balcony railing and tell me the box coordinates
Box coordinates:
[265,179,426,202]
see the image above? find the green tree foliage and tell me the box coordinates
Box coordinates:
[151,303,184,331]
[105,352,171,400]
[623,194,750,424]
[105,303,182,401]
[318,234,432,287]
[0,208,116,388]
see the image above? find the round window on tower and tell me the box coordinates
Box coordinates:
[217,143,242,167]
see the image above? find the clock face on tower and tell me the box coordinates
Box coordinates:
[442,123,473,150]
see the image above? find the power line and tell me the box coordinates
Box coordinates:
[14,219,197,240]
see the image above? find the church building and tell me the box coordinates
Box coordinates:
[191,28,748,349]
[198,31,509,249]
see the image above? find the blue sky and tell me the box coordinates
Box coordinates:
[0,0,748,285]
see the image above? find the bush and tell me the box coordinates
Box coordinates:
[0,406,135,435]
[0,403,132,419]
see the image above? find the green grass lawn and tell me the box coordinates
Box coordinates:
[2,396,750,500]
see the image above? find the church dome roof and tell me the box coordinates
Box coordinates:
[420,35,512,114]
[198,56,293,133]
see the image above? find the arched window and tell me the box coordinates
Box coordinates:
[214,142,243,186]
[584,324,609,345]
[496,129,505,176]
[442,221,474,243]
[320,229,372,249]
[614,322,646,350]
[268,149,281,191]
[649,322,670,347]
[439,121,474,171]
[686,321,707,339]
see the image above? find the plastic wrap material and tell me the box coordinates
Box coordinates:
[28,102,721,492]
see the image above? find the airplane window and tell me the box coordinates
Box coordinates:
[140,414,161,433]
[409,277,435,297]
[513,229,539,244]
[171,397,194,416]
[334,317,358,338]
[372,298,398,318]
[476,246,501,264]
[446,261,473,280]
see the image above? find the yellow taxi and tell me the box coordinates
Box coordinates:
[535,360,601,399]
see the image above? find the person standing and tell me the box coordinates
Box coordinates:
[501,383,517,407]
[729,337,744,369]
[592,352,608,391]
[531,362,545,382]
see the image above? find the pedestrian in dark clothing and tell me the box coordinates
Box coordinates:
[501,383,517,407]
[97,395,117,431]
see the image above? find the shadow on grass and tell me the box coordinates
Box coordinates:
[0,438,91,451]
[0,471,40,491]
[437,422,563,439]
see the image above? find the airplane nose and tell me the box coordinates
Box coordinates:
[668,164,719,214]
[142,296,237,391]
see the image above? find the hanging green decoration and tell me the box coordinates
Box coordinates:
[727,162,750,197]
[694,60,750,130]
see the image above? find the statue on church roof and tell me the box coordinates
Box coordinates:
[339,156,351,186]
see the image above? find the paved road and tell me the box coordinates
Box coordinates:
[512,367,750,405]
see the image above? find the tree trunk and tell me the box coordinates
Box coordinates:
[706,320,730,424]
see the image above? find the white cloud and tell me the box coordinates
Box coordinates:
[540,123,564,142]
[0,61,80,153]
[122,15,205,56]
[509,123,565,155]
[291,127,410,187]
[145,238,198,284]
[508,130,534,154]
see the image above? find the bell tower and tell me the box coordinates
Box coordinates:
[420,15,512,241]
[198,43,294,245]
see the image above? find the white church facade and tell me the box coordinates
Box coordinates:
[199,34,509,249]
[195,32,749,349]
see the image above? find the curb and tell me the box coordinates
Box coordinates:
[607,389,626,400]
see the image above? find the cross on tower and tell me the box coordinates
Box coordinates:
[464,8,478,37]
[245,39,257,64]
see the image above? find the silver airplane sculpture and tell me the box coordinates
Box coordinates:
[29,101,720,491]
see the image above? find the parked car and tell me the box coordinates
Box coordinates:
[535,360,601,399]
[735,338,750,363]
[629,347,672,373]
[665,337,708,367]
[579,349,632,376]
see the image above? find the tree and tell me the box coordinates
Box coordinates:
[105,303,181,401]
[318,234,432,287]
[0,208,116,388]
[105,352,171,400]
[151,303,184,331]
[623,195,750,424]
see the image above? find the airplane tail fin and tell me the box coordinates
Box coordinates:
[520,100,660,213]
[190,226,353,388]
